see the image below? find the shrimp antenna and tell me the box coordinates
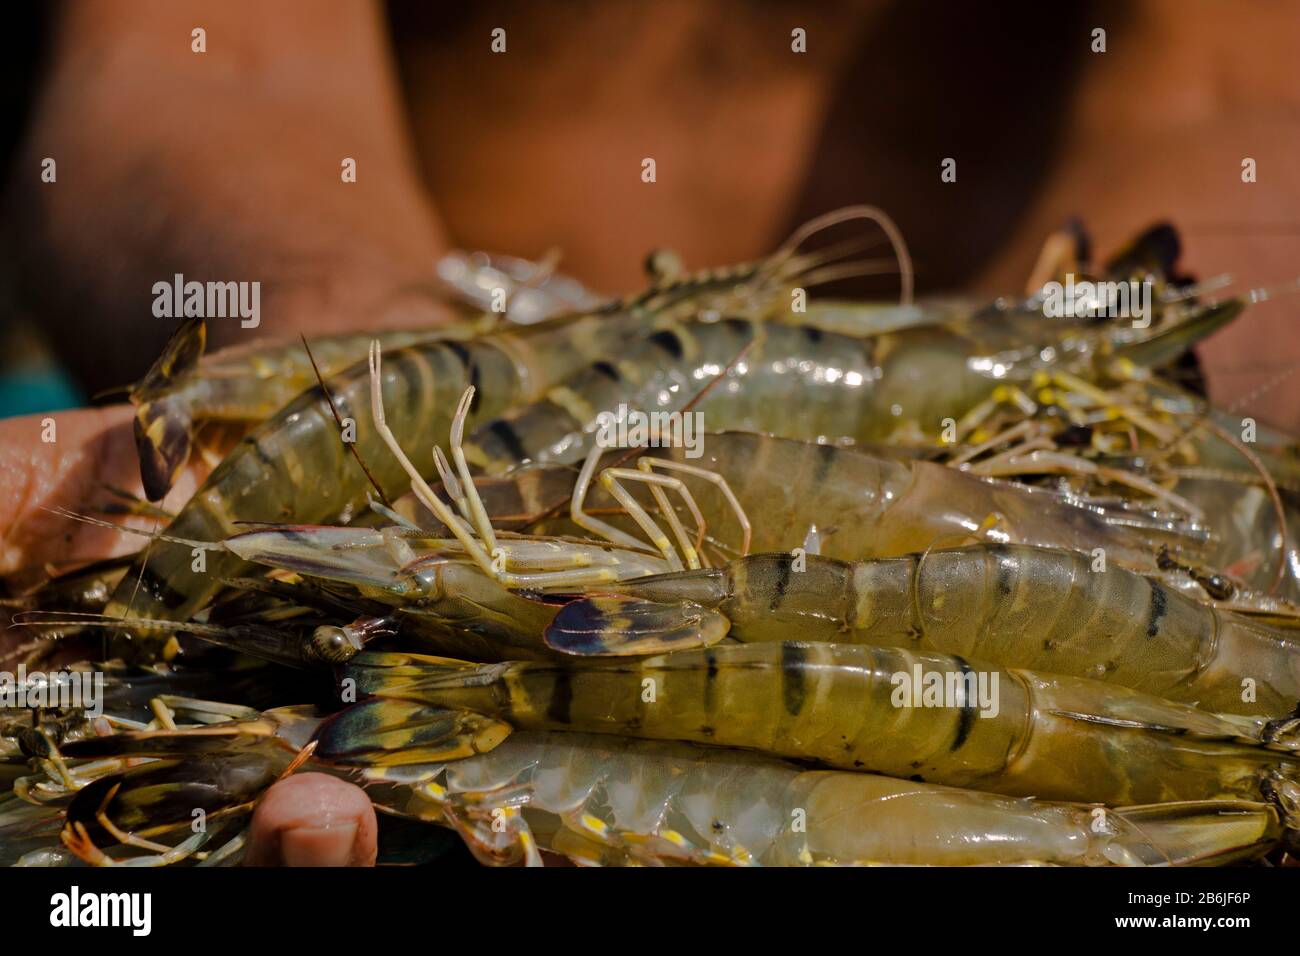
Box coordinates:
[1171,412,1289,596]
[766,205,914,306]
[38,506,224,550]
[301,334,393,509]
[90,384,134,402]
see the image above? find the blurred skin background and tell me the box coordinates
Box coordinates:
[0,0,1298,864]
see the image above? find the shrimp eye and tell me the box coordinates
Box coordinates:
[310,626,362,664]
[1199,575,1235,601]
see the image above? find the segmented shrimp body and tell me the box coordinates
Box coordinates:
[461,294,1240,475]
[360,730,1281,867]
[586,544,1300,716]
[346,644,1300,814]
[106,268,765,653]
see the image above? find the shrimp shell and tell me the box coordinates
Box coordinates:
[346,643,1300,813]
[365,730,1280,866]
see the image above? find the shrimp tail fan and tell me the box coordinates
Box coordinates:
[130,318,205,501]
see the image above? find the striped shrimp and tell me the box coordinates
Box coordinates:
[219,528,689,663]
[130,321,453,501]
[424,432,1208,579]
[555,544,1300,716]
[466,423,1300,618]
[103,263,802,655]
[21,698,1280,867]
[770,221,1175,341]
[129,251,605,501]
[345,644,1300,817]
[67,518,734,665]
[104,209,897,655]
[459,285,1241,477]
[349,728,1281,867]
[44,693,1277,868]
[73,377,751,663]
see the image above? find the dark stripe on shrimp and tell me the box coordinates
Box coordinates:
[990,545,1014,597]
[1145,577,1168,639]
[444,341,471,371]
[469,359,483,412]
[951,656,977,751]
[812,440,837,487]
[436,342,482,412]
[487,419,529,463]
[780,642,807,716]
[382,352,431,448]
[546,669,573,725]
[770,556,793,611]
[648,330,684,359]
[592,361,621,383]
[244,435,278,473]
[703,649,719,714]
[538,397,583,429]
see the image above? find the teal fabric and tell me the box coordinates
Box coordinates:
[0,368,85,418]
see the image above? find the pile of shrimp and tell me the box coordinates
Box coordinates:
[7,208,1300,868]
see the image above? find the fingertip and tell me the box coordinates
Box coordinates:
[244,773,378,867]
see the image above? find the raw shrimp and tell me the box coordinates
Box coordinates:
[219,527,684,662]
[348,728,1281,866]
[106,209,890,654]
[73,520,726,665]
[108,287,733,650]
[129,249,609,500]
[437,432,1206,575]
[567,544,1300,715]
[130,322,454,501]
[346,643,1300,814]
[460,291,1241,475]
